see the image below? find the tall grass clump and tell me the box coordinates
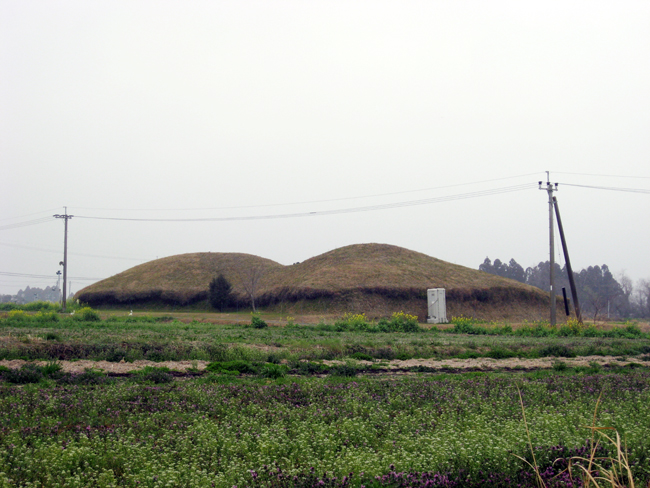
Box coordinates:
[326,312,423,333]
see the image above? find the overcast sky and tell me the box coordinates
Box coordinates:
[1,0,649,296]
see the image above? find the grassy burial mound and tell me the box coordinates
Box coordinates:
[77,244,553,321]
[76,252,282,307]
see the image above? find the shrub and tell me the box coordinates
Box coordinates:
[335,313,371,332]
[72,369,111,385]
[22,301,59,312]
[552,361,568,371]
[1,362,64,384]
[330,363,358,377]
[206,360,258,375]
[251,314,268,329]
[41,361,62,377]
[75,307,101,322]
[3,364,44,384]
[266,353,281,364]
[7,310,28,321]
[134,366,173,384]
[34,311,60,323]
[294,361,328,375]
[259,363,288,379]
[486,347,516,359]
[392,311,420,332]
[539,344,575,358]
[350,352,373,361]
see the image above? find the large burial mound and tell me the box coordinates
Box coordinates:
[77,243,555,321]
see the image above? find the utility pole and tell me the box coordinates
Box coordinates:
[539,173,557,326]
[54,207,73,312]
[553,195,583,323]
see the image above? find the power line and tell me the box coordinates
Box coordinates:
[72,172,541,212]
[0,208,62,223]
[0,217,55,231]
[75,183,536,223]
[0,241,146,262]
[553,171,650,179]
[0,271,102,280]
[559,183,650,194]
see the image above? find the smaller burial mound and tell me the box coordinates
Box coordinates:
[77,244,557,321]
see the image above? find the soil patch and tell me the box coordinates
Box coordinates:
[2,355,648,375]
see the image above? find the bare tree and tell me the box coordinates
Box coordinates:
[617,271,633,317]
[633,279,650,318]
[234,258,266,312]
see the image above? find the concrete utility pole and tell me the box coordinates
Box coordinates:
[54,207,73,312]
[539,173,557,326]
[553,196,583,323]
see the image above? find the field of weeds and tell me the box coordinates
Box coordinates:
[1,310,650,487]
[0,310,649,363]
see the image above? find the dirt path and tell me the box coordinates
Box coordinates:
[2,355,649,375]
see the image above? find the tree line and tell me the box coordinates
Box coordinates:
[479,258,650,320]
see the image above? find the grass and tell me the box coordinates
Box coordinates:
[0,370,649,487]
[75,244,552,321]
[2,308,648,487]
[1,313,649,363]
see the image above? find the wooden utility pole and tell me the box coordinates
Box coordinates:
[539,173,557,326]
[54,207,73,312]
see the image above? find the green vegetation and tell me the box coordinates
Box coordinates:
[1,309,650,486]
[250,313,268,329]
[208,274,233,311]
[448,316,646,339]
[1,311,648,363]
[1,371,649,487]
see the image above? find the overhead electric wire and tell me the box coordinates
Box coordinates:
[72,172,541,212]
[559,183,650,194]
[0,217,55,231]
[0,271,102,281]
[0,208,62,223]
[0,242,145,262]
[75,183,536,223]
[553,171,650,179]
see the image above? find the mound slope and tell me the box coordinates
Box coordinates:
[77,243,555,321]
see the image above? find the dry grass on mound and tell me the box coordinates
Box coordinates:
[77,244,553,321]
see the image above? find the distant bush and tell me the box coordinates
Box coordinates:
[59,369,112,385]
[77,307,101,322]
[0,362,62,384]
[206,360,258,375]
[258,363,288,379]
[330,363,358,377]
[251,314,268,329]
[329,312,423,333]
[133,366,173,384]
[334,313,371,332]
[34,311,60,323]
[293,361,328,375]
[350,352,373,361]
[377,311,421,333]
[6,310,28,321]
[538,344,575,358]
[552,361,569,371]
[0,301,59,312]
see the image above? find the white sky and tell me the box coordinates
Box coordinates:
[1,0,649,295]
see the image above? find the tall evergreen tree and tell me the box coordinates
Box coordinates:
[209,274,233,312]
